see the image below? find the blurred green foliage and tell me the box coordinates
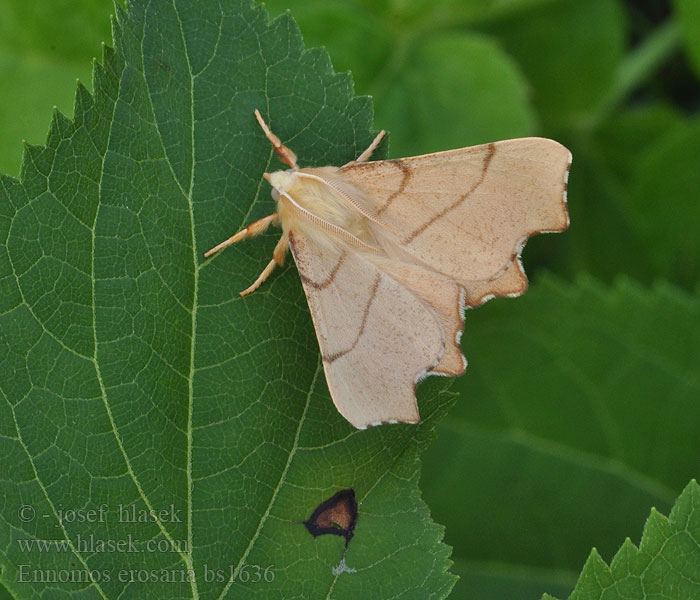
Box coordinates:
[1,1,698,599]
[4,0,697,289]
[262,0,700,291]
[0,0,115,176]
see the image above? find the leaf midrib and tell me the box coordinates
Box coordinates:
[82,1,203,597]
[170,2,199,599]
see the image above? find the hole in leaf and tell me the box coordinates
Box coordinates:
[302,488,357,547]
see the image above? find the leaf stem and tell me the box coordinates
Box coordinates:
[583,19,681,132]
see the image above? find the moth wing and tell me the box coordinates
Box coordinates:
[463,257,529,306]
[288,231,447,428]
[340,138,570,303]
[369,255,466,376]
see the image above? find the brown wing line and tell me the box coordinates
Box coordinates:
[290,232,422,366]
[297,250,347,290]
[339,138,571,285]
[404,143,496,243]
[288,230,449,428]
[376,159,411,215]
[290,230,465,375]
[290,230,449,368]
[368,254,466,376]
[322,273,381,364]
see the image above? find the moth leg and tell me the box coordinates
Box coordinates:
[254,109,299,170]
[271,231,289,266]
[343,129,386,167]
[203,213,279,258]
[240,233,289,297]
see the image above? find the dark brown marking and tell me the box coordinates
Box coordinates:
[376,159,411,215]
[405,143,497,243]
[302,489,357,546]
[298,252,347,290]
[323,273,381,364]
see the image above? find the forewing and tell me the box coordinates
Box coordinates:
[341,138,571,287]
[288,231,445,429]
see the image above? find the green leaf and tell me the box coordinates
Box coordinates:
[262,0,391,93]
[0,1,456,597]
[673,0,700,79]
[579,20,681,134]
[533,138,654,284]
[555,104,683,285]
[392,0,569,26]
[0,582,12,600]
[538,101,697,288]
[421,276,700,599]
[0,0,113,59]
[630,117,700,289]
[376,32,536,157]
[265,3,540,159]
[263,0,569,104]
[545,479,700,600]
[595,104,684,183]
[0,0,112,175]
[481,0,626,131]
[0,50,94,176]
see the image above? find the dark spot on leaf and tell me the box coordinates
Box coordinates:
[302,489,357,546]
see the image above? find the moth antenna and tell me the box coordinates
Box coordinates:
[254,109,299,170]
[280,192,381,253]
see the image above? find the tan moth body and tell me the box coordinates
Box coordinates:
[205,110,571,429]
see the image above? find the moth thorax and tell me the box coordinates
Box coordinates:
[267,170,296,195]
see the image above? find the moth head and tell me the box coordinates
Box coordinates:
[264,170,297,201]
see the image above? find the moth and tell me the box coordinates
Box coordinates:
[205,110,571,429]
